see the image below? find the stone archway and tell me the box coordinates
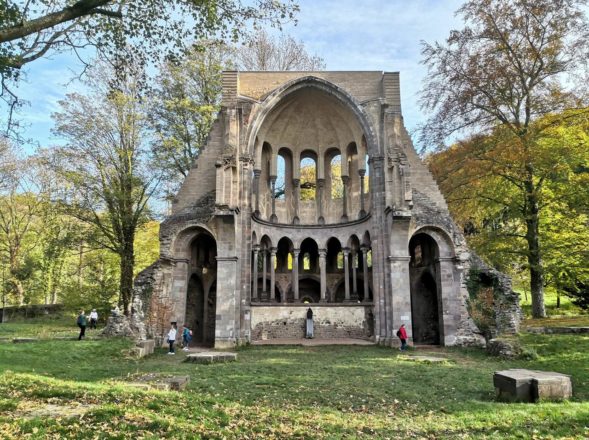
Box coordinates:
[185,232,217,347]
[409,233,441,345]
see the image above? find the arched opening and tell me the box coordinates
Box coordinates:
[299,277,321,303]
[276,237,294,272]
[300,154,317,201]
[299,238,319,274]
[329,152,343,199]
[326,237,342,272]
[275,154,287,200]
[186,232,217,347]
[409,233,441,345]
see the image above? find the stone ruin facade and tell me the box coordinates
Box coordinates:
[133,71,500,348]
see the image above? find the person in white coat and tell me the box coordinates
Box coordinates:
[167,323,177,355]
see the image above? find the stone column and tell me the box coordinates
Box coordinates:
[293,178,300,224]
[341,175,349,221]
[352,250,358,300]
[270,176,277,223]
[262,249,267,300]
[252,245,260,301]
[319,249,327,302]
[358,169,366,217]
[270,247,277,301]
[343,247,351,301]
[293,248,300,301]
[361,246,370,302]
[317,179,325,224]
[253,170,261,216]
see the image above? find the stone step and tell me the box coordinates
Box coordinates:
[185,352,237,364]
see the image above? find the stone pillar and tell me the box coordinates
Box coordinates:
[252,245,259,301]
[253,169,261,216]
[319,249,327,302]
[341,175,349,221]
[352,250,358,300]
[270,247,277,301]
[343,247,351,301]
[361,246,370,302]
[293,178,300,224]
[317,179,325,224]
[389,255,412,343]
[293,248,300,301]
[262,249,267,300]
[270,176,277,223]
[358,169,366,217]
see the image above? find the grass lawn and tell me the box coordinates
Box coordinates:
[0,322,588,439]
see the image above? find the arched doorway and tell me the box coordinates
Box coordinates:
[186,232,217,347]
[409,233,441,345]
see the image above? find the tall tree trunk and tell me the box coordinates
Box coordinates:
[524,174,546,318]
[119,238,135,316]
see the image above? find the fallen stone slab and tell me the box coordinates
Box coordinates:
[125,374,190,391]
[525,326,589,334]
[185,351,237,364]
[167,376,190,391]
[494,369,572,402]
[400,355,449,363]
[137,339,155,352]
[12,338,39,343]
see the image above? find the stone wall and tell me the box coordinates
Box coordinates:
[251,305,373,340]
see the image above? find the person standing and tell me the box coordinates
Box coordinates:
[77,311,87,340]
[305,307,314,339]
[89,309,98,329]
[167,323,177,355]
[397,324,408,351]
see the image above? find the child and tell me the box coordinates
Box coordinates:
[181,324,192,351]
[396,324,408,351]
[167,323,177,355]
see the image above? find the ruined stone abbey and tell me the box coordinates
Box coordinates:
[135,71,488,348]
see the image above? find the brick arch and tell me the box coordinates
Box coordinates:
[171,225,217,260]
[248,76,379,168]
[410,226,455,259]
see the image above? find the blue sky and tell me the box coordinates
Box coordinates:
[11,0,463,149]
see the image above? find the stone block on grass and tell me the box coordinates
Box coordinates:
[494,369,572,402]
[185,352,237,364]
[12,338,38,343]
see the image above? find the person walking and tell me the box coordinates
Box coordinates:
[167,323,177,355]
[396,324,408,351]
[305,307,314,339]
[77,311,87,340]
[89,309,98,329]
[181,324,192,351]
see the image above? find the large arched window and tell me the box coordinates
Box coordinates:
[330,154,343,199]
[300,157,316,200]
[275,154,286,200]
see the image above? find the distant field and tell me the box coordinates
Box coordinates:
[0,320,588,438]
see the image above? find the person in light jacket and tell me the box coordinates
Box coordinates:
[167,323,177,355]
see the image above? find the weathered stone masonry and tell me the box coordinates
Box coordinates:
[134,71,506,348]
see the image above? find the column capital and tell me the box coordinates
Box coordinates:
[253,244,260,252]
[292,178,300,186]
[343,247,351,255]
[341,175,350,184]
[316,178,325,188]
[293,248,301,256]
[270,247,277,255]
[358,169,366,177]
[253,169,261,177]
[360,245,369,253]
[318,249,327,257]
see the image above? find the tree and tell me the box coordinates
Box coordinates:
[419,0,589,318]
[429,111,589,314]
[49,62,158,315]
[0,0,298,135]
[149,41,234,201]
[236,29,325,71]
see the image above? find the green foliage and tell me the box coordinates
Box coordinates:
[0,320,589,438]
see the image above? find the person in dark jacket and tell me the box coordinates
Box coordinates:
[396,324,408,351]
[77,311,87,340]
[306,308,314,339]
